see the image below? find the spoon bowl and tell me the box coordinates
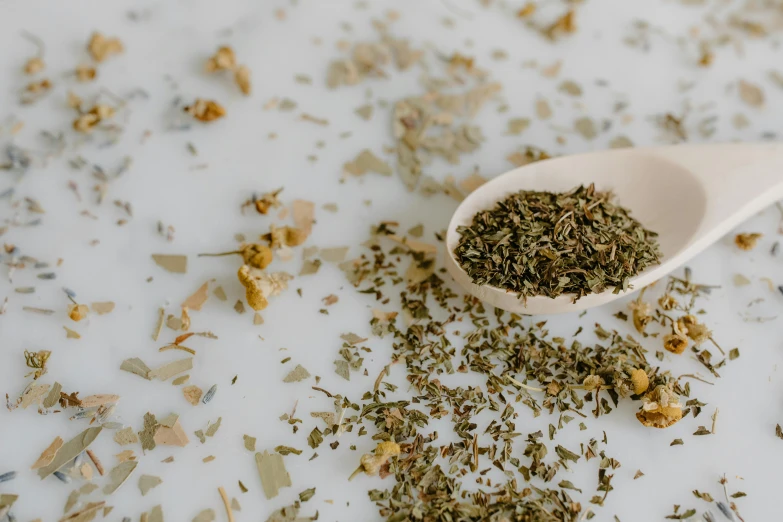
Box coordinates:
[445,143,783,315]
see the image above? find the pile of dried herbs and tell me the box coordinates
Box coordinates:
[454,184,662,300]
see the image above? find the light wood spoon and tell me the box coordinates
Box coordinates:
[445,143,783,315]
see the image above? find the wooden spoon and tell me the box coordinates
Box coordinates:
[445,143,783,315]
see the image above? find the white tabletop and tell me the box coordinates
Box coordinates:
[1,1,781,520]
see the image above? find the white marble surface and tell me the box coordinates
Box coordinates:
[0,0,782,520]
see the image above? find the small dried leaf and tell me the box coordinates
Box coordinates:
[150,358,193,381]
[182,282,209,311]
[244,435,257,451]
[120,357,152,380]
[113,427,139,446]
[38,427,103,479]
[138,474,162,496]
[63,326,81,339]
[292,200,315,237]
[334,360,350,381]
[355,104,373,120]
[283,364,311,383]
[320,247,349,263]
[183,385,203,405]
[31,436,64,470]
[574,117,597,140]
[739,80,764,107]
[343,149,392,177]
[256,450,292,499]
[90,301,115,314]
[152,254,187,274]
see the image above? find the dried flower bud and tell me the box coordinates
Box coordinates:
[544,9,576,40]
[87,32,124,62]
[628,300,652,334]
[72,104,115,133]
[235,65,251,95]
[237,265,293,311]
[253,189,283,214]
[25,79,51,93]
[636,384,682,428]
[24,57,45,75]
[184,99,226,122]
[205,46,237,72]
[630,368,649,395]
[351,441,401,479]
[516,3,536,18]
[657,294,678,311]
[241,243,273,269]
[582,375,604,391]
[68,303,89,322]
[734,232,762,251]
[75,64,97,82]
[448,53,474,72]
[676,315,711,345]
[663,332,688,354]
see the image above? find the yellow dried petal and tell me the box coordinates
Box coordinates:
[185,99,226,122]
[375,441,400,457]
[75,64,97,82]
[205,46,236,72]
[734,232,761,251]
[235,65,251,95]
[68,303,89,322]
[636,406,682,428]
[87,32,124,62]
[24,57,45,75]
[630,369,649,395]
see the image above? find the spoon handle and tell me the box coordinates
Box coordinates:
[655,142,783,241]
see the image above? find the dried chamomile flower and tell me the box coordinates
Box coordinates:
[630,368,649,395]
[662,327,688,355]
[25,349,52,380]
[199,243,273,270]
[184,99,226,122]
[205,46,236,72]
[349,441,400,480]
[87,32,124,62]
[68,303,89,322]
[235,65,251,95]
[734,232,762,251]
[657,293,678,311]
[237,265,293,311]
[75,64,97,82]
[24,57,45,75]
[677,314,711,345]
[73,104,115,133]
[250,189,283,215]
[582,375,605,391]
[204,46,250,95]
[636,384,682,428]
[628,299,652,334]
